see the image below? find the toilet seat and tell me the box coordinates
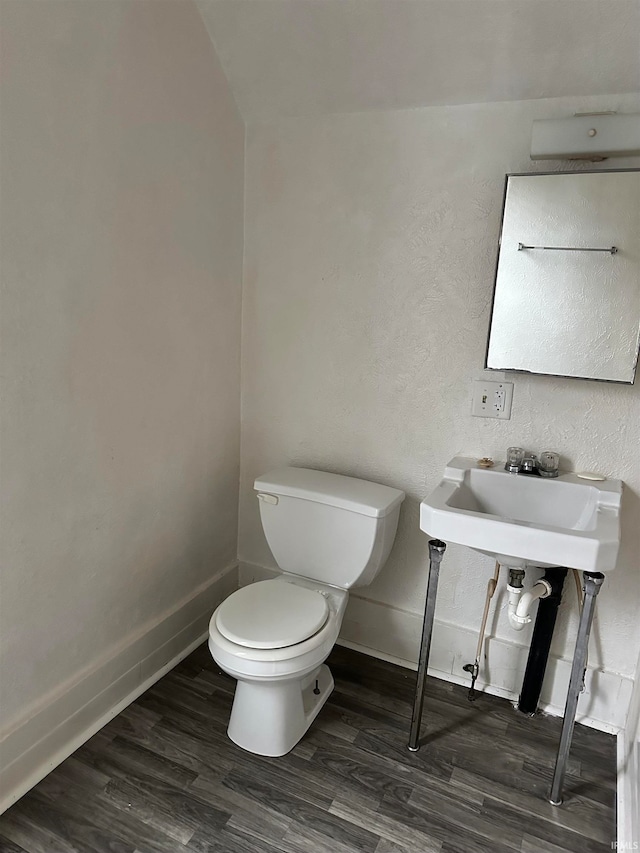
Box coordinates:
[215,580,330,650]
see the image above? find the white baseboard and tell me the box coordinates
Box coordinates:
[0,563,238,815]
[339,593,631,734]
[239,561,631,733]
[617,729,639,849]
[618,646,640,848]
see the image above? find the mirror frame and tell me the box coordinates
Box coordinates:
[484,167,640,385]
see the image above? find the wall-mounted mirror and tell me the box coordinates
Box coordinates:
[485,169,640,384]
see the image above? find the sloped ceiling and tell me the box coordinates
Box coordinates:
[196,0,640,122]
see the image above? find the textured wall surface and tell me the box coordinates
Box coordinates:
[197,0,640,121]
[240,92,640,695]
[0,0,243,730]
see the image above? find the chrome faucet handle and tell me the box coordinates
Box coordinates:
[539,450,560,478]
[505,446,525,473]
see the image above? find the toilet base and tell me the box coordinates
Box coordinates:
[227,664,334,756]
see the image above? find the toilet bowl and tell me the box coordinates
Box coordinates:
[209,575,348,756]
[208,467,404,756]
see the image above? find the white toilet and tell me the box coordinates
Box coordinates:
[208,466,405,756]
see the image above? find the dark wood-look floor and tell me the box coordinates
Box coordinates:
[0,644,616,853]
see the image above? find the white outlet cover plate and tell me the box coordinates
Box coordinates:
[471,380,513,420]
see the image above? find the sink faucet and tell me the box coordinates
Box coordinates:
[505,447,559,478]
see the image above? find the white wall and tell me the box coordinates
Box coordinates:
[240,92,640,729]
[0,0,243,803]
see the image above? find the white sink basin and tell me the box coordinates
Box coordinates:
[420,457,623,571]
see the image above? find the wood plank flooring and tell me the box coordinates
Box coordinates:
[0,644,616,853]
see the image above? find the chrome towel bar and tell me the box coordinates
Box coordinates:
[517,242,618,254]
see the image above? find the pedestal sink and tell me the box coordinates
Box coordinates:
[411,456,624,806]
[420,456,622,571]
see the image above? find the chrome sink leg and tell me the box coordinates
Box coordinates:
[408,539,446,752]
[549,571,604,805]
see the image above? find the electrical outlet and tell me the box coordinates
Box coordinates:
[472,380,513,420]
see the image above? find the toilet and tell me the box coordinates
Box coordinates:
[208,466,405,756]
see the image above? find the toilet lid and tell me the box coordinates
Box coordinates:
[216,580,330,650]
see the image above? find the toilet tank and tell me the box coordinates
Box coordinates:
[254,467,405,589]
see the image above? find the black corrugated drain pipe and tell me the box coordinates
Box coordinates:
[518,567,568,715]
